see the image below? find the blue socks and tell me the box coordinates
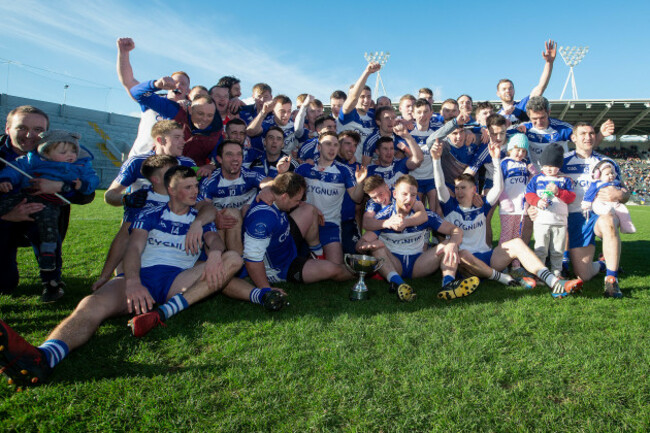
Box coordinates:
[38,339,69,369]
[387,272,404,286]
[249,287,271,305]
[158,294,189,320]
[606,269,618,279]
[309,243,324,256]
[443,275,455,287]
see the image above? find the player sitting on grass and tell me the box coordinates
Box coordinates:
[0,166,286,389]
[356,175,479,302]
[430,136,583,298]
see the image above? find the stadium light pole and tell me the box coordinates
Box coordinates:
[559,46,589,100]
[364,51,390,96]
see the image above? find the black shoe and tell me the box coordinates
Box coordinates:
[603,276,623,299]
[388,281,398,294]
[38,253,57,272]
[262,290,288,311]
[41,280,65,303]
[438,276,480,300]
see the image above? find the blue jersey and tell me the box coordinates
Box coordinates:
[199,167,265,210]
[362,131,395,160]
[295,161,356,226]
[131,203,216,270]
[439,140,480,189]
[297,137,319,162]
[521,118,573,171]
[429,114,444,130]
[339,159,360,222]
[338,108,376,161]
[249,153,299,178]
[561,151,619,214]
[497,95,530,124]
[242,199,297,283]
[123,188,170,223]
[367,158,410,188]
[251,114,307,155]
[374,203,443,256]
[440,195,492,254]
[115,151,196,191]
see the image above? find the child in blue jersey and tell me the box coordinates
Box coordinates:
[525,143,576,276]
[581,159,636,234]
[497,134,536,269]
[0,130,98,272]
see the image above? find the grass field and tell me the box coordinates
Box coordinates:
[1,194,649,432]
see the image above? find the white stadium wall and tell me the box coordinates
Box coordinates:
[1,94,139,188]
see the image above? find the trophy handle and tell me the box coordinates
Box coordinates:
[343,254,356,274]
[374,257,385,272]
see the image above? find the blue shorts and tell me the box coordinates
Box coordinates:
[415,178,436,195]
[393,252,422,279]
[341,219,361,255]
[319,222,341,246]
[568,212,598,249]
[472,250,493,267]
[140,265,185,305]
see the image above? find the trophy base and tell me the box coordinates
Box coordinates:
[349,289,369,301]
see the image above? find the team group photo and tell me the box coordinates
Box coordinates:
[1,1,648,431]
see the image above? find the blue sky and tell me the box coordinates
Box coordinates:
[1,0,648,117]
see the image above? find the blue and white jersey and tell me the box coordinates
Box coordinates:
[295,160,356,226]
[440,140,480,189]
[525,174,573,225]
[338,108,376,161]
[522,118,573,171]
[497,95,530,124]
[251,115,307,155]
[440,195,492,254]
[363,131,395,161]
[367,158,410,188]
[243,199,297,283]
[561,151,620,214]
[124,188,170,223]
[374,203,443,256]
[132,204,216,270]
[297,137,319,162]
[402,126,436,181]
[199,167,265,210]
[249,152,299,179]
[115,151,196,192]
[500,157,531,215]
[429,114,444,130]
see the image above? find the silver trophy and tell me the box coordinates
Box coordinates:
[344,254,384,301]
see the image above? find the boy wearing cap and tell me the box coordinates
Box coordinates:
[498,133,536,269]
[525,143,575,276]
[0,130,99,282]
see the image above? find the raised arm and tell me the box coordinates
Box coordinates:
[246,100,275,137]
[116,37,139,97]
[129,78,180,119]
[341,62,380,115]
[393,123,423,170]
[293,94,312,140]
[530,39,557,97]
[430,139,450,203]
[485,142,503,206]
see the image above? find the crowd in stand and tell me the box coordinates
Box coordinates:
[0,37,637,389]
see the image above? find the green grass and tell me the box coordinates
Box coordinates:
[1,194,649,432]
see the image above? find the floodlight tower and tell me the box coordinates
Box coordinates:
[559,46,589,100]
[364,51,390,96]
